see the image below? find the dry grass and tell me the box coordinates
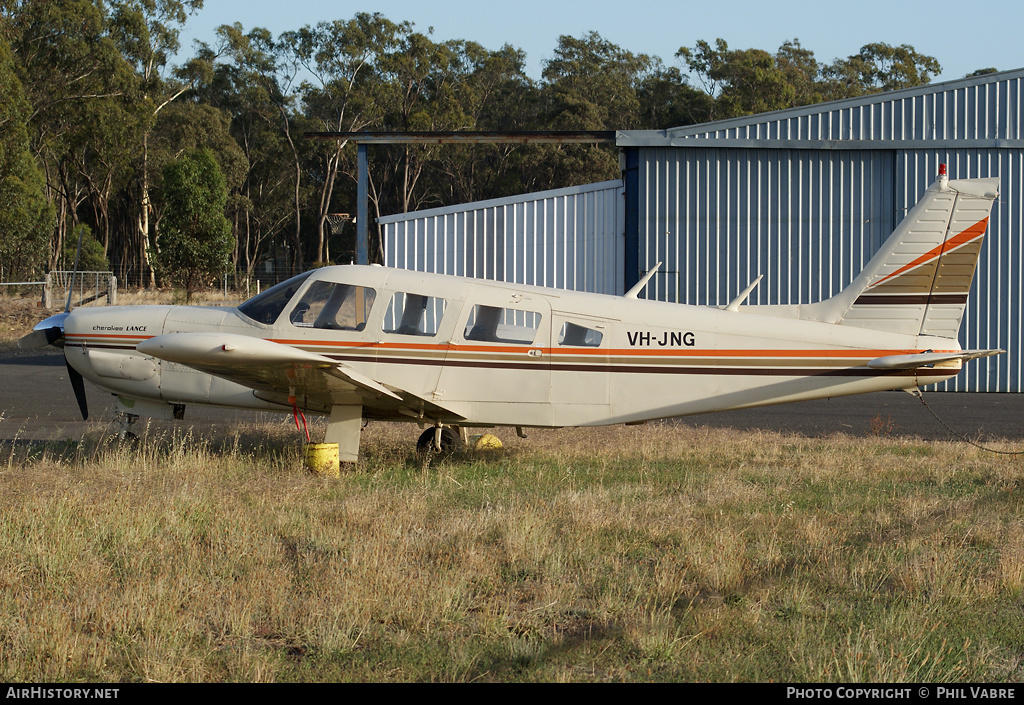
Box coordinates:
[0,296,48,350]
[0,419,1022,682]
[3,290,1022,681]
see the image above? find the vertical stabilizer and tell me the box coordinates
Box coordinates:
[802,167,999,338]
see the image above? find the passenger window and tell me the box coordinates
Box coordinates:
[558,321,603,347]
[290,281,376,331]
[383,293,447,336]
[463,305,541,344]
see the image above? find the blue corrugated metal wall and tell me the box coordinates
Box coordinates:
[632,147,894,307]
[620,69,1024,391]
[381,180,625,294]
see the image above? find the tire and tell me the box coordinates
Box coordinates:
[416,426,459,456]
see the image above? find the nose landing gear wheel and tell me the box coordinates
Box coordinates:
[416,426,459,456]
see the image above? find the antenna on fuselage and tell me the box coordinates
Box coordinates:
[725,274,763,312]
[624,262,662,299]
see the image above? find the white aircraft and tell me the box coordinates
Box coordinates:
[21,167,1004,461]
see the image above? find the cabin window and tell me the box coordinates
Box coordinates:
[289,281,376,331]
[557,321,603,347]
[237,272,313,325]
[463,305,541,344]
[383,293,447,336]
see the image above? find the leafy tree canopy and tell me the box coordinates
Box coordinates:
[0,3,966,283]
[0,33,53,281]
[154,146,233,300]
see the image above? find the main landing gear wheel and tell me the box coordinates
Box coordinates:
[416,427,460,456]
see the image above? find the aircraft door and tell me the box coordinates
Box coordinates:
[550,313,611,423]
[377,290,452,405]
[438,291,552,423]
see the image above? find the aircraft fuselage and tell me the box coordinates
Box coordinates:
[62,265,962,429]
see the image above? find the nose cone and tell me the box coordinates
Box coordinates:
[18,311,70,349]
[32,311,70,333]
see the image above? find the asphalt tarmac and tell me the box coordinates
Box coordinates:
[1,348,1022,444]
[0,348,258,441]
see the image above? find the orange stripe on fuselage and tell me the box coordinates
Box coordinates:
[275,338,932,360]
[70,333,943,365]
[66,333,155,341]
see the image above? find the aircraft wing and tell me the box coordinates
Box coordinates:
[866,349,1004,370]
[136,332,463,419]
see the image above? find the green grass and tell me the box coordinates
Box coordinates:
[0,420,1022,682]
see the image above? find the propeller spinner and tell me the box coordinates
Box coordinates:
[17,311,69,350]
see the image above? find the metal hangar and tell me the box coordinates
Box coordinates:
[382,68,1024,392]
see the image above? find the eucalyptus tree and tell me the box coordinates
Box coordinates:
[107,0,204,285]
[281,13,406,266]
[144,99,247,275]
[677,38,796,119]
[821,42,941,98]
[0,33,53,281]
[775,39,826,108]
[543,31,653,130]
[154,146,232,301]
[2,0,138,273]
[370,31,480,221]
[677,38,942,120]
[191,23,298,283]
[534,32,653,190]
[426,41,539,206]
[635,65,715,129]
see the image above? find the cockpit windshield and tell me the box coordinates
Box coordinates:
[237,272,312,325]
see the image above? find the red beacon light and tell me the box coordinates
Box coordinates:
[939,163,947,176]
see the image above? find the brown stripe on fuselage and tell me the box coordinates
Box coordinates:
[323,351,954,379]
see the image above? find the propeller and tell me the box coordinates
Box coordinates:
[17,226,90,419]
[18,222,80,350]
[66,360,89,420]
[17,311,69,350]
[16,311,88,419]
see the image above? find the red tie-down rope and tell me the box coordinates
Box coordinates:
[289,393,310,443]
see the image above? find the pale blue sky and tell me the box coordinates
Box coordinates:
[176,0,1022,85]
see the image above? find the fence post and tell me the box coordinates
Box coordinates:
[42,273,52,309]
[109,275,117,306]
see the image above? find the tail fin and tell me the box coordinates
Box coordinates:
[803,166,999,338]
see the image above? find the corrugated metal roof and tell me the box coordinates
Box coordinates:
[617,67,1024,145]
[378,180,621,223]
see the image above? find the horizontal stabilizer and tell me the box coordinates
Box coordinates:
[867,348,1004,370]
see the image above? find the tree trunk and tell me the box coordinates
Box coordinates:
[138,132,156,287]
